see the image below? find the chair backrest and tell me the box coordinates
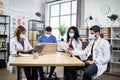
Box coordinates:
[106,45,112,72]
[82,42,89,50]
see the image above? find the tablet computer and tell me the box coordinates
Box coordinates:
[34,44,45,53]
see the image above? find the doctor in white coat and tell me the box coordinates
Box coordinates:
[66,26,82,53]
[65,25,110,80]
[7,26,38,80]
[64,26,82,80]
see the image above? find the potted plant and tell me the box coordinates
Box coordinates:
[108,14,118,23]
[32,47,39,59]
[35,12,41,17]
[33,47,38,53]
[58,23,67,41]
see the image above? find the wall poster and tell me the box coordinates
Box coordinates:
[0,0,9,15]
[9,7,28,39]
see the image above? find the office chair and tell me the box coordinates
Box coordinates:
[106,45,112,72]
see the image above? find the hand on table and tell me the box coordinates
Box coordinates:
[67,47,73,51]
[85,60,95,64]
[17,49,25,53]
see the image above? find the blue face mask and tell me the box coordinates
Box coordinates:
[89,34,95,40]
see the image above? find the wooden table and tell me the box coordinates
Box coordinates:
[10,52,85,80]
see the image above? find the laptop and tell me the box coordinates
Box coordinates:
[35,43,57,54]
[57,42,68,52]
[41,43,57,53]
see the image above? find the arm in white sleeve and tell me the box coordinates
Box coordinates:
[24,37,33,50]
[26,39,33,50]
[10,39,18,56]
[71,50,87,60]
[74,40,82,51]
[71,41,92,60]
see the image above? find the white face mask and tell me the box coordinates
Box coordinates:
[20,34,25,39]
[45,34,50,38]
[69,33,74,38]
[89,34,95,40]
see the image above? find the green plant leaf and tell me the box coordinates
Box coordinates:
[33,47,38,53]
[35,12,41,17]
[58,23,67,36]
[108,14,118,22]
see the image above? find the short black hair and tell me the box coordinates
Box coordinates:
[90,25,100,33]
[45,26,52,32]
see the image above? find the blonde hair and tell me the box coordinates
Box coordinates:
[14,25,26,42]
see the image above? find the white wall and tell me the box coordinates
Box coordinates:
[8,0,45,38]
[0,0,46,60]
[9,0,45,20]
[84,0,120,27]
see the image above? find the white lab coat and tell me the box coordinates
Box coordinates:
[68,38,82,51]
[71,37,110,79]
[7,36,33,73]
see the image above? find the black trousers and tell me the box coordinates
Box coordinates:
[23,67,38,80]
[65,64,98,80]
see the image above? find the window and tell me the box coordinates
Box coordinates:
[61,2,71,15]
[51,4,59,17]
[49,0,77,40]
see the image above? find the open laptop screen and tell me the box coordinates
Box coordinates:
[41,43,57,53]
[35,43,57,54]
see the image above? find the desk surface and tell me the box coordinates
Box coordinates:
[10,52,85,67]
